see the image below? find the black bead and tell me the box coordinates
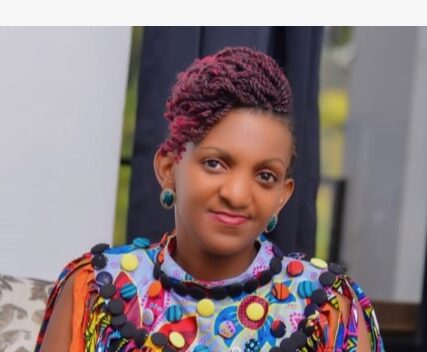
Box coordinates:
[269,348,281,352]
[153,262,161,280]
[243,278,259,294]
[107,298,125,315]
[270,320,286,338]
[304,303,319,317]
[304,324,315,336]
[90,243,110,254]
[228,284,243,298]
[311,288,328,306]
[269,256,282,274]
[319,271,337,287]
[259,270,273,286]
[120,321,137,339]
[111,313,127,327]
[134,328,148,346]
[291,330,308,348]
[328,262,346,275]
[298,319,315,337]
[188,286,206,300]
[160,272,172,290]
[210,286,228,300]
[107,339,121,351]
[298,318,309,331]
[100,284,116,299]
[162,346,176,352]
[91,254,108,270]
[280,337,298,352]
[95,271,113,286]
[172,281,188,297]
[151,332,168,347]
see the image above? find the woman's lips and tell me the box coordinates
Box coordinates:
[208,211,249,226]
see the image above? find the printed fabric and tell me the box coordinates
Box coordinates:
[35,232,384,351]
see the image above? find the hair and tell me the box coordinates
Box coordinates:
[158,46,296,176]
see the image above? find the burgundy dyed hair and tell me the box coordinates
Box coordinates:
[159,46,295,175]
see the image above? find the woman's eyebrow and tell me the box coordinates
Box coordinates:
[257,158,286,168]
[198,146,286,168]
[200,147,234,164]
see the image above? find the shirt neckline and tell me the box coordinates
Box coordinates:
[160,234,275,288]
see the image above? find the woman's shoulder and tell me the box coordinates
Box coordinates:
[48,235,162,291]
[90,236,162,280]
[35,236,161,351]
[276,250,384,351]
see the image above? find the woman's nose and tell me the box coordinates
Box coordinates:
[218,172,252,209]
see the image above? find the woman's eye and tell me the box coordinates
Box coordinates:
[258,172,277,183]
[203,159,222,169]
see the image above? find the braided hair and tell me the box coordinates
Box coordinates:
[159,46,295,176]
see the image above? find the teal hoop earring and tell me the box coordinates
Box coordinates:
[265,214,278,233]
[160,188,176,209]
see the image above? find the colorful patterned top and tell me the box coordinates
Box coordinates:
[36,231,384,351]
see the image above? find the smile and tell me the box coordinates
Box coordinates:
[208,211,249,226]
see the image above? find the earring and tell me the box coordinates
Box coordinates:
[265,214,278,233]
[160,188,176,209]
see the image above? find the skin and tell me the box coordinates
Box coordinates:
[40,107,371,351]
[154,108,295,281]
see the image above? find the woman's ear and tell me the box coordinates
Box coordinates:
[276,178,295,214]
[153,149,176,189]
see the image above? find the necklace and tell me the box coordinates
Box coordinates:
[152,235,284,301]
[91,234,329,352]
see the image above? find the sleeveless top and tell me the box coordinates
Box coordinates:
[35,231,384,352]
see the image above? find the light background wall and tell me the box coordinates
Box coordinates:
[0,27,131,280]
[342,27,427,302]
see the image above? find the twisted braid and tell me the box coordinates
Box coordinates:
[159,46,295,174]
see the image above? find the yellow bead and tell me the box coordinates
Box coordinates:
[246,302,264,321]
[169,331,185,348]
[197,298,215,317]
[310,257,328,269]
[120,253,139,272]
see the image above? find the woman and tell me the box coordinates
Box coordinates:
[37,47,384,351]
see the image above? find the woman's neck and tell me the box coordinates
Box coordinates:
[172,235,258,282]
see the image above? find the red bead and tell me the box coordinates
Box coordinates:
[287,260,304,277]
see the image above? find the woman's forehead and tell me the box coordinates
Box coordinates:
[187,109,293,162]
[203,110,290,148]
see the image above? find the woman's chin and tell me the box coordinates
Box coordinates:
[199,234,251,258]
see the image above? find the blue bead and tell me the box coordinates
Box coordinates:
[297,280,316,298]
[120,283,137,300]
[132,237,151,249]
[105,244,135,254]
[266,216,277,232]
[244,338,261,352]
[160,189,175,209]
[165,304,183,322]
[163,191,174,206]
[194,345,210,352]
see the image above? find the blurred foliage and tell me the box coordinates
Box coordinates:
[316,184,334,260]
[113,27,143,246]
[122,27,143,159]
[114,166,131,246]
[318,88,348,179]
[329,27,353,47]
[319,89,349,128]
[315,27,353,260]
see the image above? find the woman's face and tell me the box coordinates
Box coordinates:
[155,108,294,258]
